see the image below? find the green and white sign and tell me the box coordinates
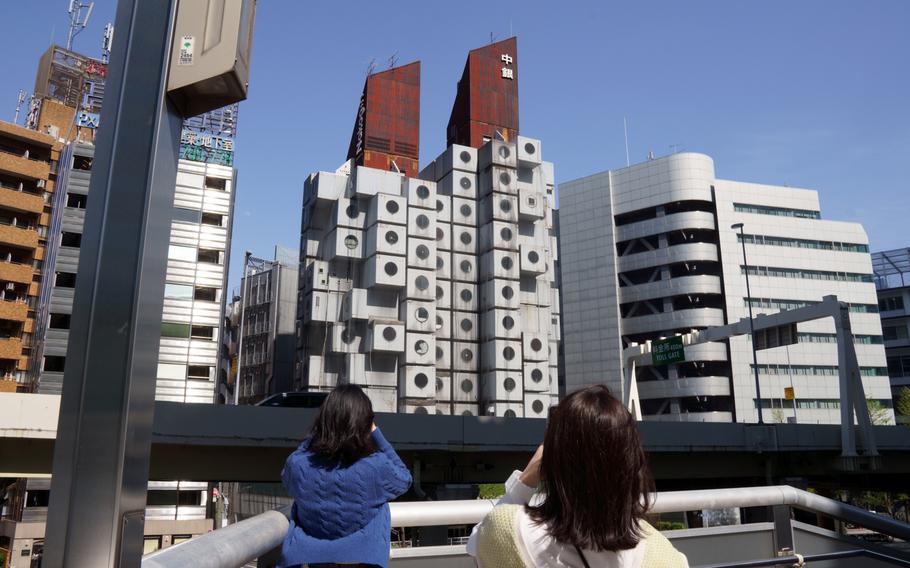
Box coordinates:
[652,336,685,366]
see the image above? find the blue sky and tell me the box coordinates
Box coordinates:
[3,1,909,289]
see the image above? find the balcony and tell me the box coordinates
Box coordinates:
[0,337,22,360]
[0,182,45,214]
[0,221,39,250]
[0,299,28,322]
[0,147,50,181]
[0,260,34,284]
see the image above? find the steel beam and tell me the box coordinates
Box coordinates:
[43,0,180,566]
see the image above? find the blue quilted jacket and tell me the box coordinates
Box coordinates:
[278,428,412,567]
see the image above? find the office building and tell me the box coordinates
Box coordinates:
[559,152,891,424]
[296,38,561,417]
[236,246,299,405]
[873,248,910,424]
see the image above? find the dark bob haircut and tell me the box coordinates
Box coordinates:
[526,385,654,552]
[308,384,376,465]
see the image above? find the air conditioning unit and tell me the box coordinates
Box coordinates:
[451,282,478,312]
[399,299,435,333]
[478,192,519,224]
[478,139,517,170]
[435,144,478,176]
[480,308,521,341]
[523,392,549,419]
[480,249,520,281]
[365,223,407,257]
[480,279,520,311]
[406,238,435,270]
[403,178,436,210]
[451,196,478,227]
[452,372,478,402]
[366,193,407,227]
[452,311,478,342]
[516,136,543,166]
[363,254,406,289]
[481,339,522,372]
[452,341,479,372]
[480,371,523,402]
[438,170,477,200]
[405,268,435,301]
[365,320,405,353]
[451,253,478,283]
[478,166,518,197]
[478,220,519,252]
[399,365,435,398]
[407,208,436,240]
[522,361,550,392]
[404,332,435,366]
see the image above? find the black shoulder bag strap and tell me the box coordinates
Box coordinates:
[573,544,592,568]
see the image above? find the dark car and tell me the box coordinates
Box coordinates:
[256,391,328,408]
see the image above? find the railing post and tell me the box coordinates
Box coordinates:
[772,505,794,555]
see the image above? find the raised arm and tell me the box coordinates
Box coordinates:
[372,427,412,499]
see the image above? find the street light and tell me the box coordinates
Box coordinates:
[732,222,764,424]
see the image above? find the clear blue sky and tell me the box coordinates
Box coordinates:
[3,1,909,290]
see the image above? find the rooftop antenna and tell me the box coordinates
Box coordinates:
[66,0,94,51]
[14,90,27,124]
[647,150,655,161]
[623,116,630,167]
[490,32,497,44]
[387,51,398,69]
[101,22,114,63]
[365,58,376,77]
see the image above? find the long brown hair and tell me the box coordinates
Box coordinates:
[526,385,654,551]
[308,384,376,465]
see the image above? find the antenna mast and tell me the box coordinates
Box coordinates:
[623,116,630,167]
[66,0,95,51]
[101,22,114,63]
[14,90,27,124]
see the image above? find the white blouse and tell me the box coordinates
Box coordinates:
[466,471,659,568]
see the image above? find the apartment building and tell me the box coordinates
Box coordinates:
[873,248,910,424]
[559,152,891,424]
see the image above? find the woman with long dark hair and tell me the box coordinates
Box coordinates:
[278,384,412,568]
[467,385,688,567]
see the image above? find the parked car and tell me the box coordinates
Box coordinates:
[255,391,328,408]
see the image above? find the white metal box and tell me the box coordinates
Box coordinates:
[341,288,398,321]
[479,166,518,197]
[434,194,451,223]
[522,332,549,362]
[366,193,407,226]
[480,279,520,310]
[451,196,478,227]
[435,339,452,370]
[404,332,435,366]
[481,371,523,402]
[435,371,451,401]
[435,251,451,280]
[407,208,436,240]
[355,166,403,198]
[452,372,479,403]
[453,403,479,416]
[302,260,329,293]
[479,193,519,224]
[484,402,524,418]
[480,249,520,281]
[451,282,478,312]
[479,221,519,252]
[516,136,543,166]
[480,308,521,341]
[519,245,547,275]
[406,238,435,270]
[332,197,367,229]
[481,339,522,371]
[518,187,545,220]
[478,140,518,170]
[451,253,478,283]
[438,171,477,200]
[523,361,550,392]
[435,221,452,251]
[452,311,479,342]
[302,290,342,323]
[405,268,435,301]
[434,308,452,340]
[403,178,436,210]
[303,171,348,207]
[398,365,435,398]
[524,393,550,418]
[365,320,405,353]
[451,225,477,255]
[365,223,407,257]
[329,324,361,354]
[436,144,478,175]
[452,341,479,372]
[435,279,451,309]
[363,254,406,288]
[399,300,435,333]
[324,228,364,261]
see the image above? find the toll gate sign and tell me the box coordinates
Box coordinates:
[652,336,685,366]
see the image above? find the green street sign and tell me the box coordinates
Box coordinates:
[652,336,685,366]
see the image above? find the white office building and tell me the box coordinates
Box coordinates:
[559,152,892,424]
[296,138,560,417]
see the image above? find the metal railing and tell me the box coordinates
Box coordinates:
[141,485,910,568]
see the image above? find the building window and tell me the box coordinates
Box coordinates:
[879,296,905,312]
[737,233,869,253]
[883,325,909,341]
[733,203,820,219]
[742,265,873,283]
[746,297,878,314]
[191,325,214,339]
[204,176,227,190]
[73,156,93,171]
[49,313,71,329]
[44,356,66,372]
[188,365,212,379]
[197,249,222,264]
[194,287,217,301]
[201,213,224,227]
[164,283,194,300]
[168,245,196,262]
[61,232,82,248]
[66,193,88,209]
[55,272,77,288]
[161,322,191,338]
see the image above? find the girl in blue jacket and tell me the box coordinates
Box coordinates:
[279,384,412,568]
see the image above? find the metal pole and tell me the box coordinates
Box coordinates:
[234,251,252,405]
[44,0,180,565]
[732,224,764,424]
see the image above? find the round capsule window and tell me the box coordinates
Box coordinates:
[499,172,511,185]
[384,261,398,276]
[436,346,444,361]
[501,256,513,270]
[504,377,516,391]
[341,329,355,344]
[501,285,514,300]
[436,377,444,392]
[460,203,472,217]
[503,346,516,360]
[416,185,430,199]
[524,142,536,155]
[503,315,515,329]
[531,368,544,382]
[415,307,429,322]
[415,275,429,291]
[436,199,444,212]
[460,288,473,302]
[414,372,429,388]
[460,259,472,273]
[460,348,473,362]
[382,326,397,341]
[435,315,444,331]
[504,409,517,418]
[385,230,399,245]
[498,145,511,159]
[459,176,472,190]
[500,227,513,241]
[416,214,430,229]
[460,232,472,245]
[345,203,359,219]
[462,410,473,416]
[460,318,473,332]
[459,150,472,163]
[436,286,444,301]
[461,378,473,393]
[414,406,428,415]
[530,338,543,351]
[528,250,540,263]
[532,400,545,414]
[436,256,444,269]
[344,235,359,250]
[415,340,429,356]
[385,199,400,214]
[500,198,512,213]
[416,244,430,260]
[436,227,444,241]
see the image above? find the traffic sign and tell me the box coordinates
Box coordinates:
[652,336,685,366]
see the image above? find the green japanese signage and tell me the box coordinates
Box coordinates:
[652,336,686,366]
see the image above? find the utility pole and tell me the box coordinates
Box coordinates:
[732,222,764,424]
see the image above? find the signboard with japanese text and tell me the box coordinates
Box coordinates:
[652,336,686,366]
[179,128,235,166]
